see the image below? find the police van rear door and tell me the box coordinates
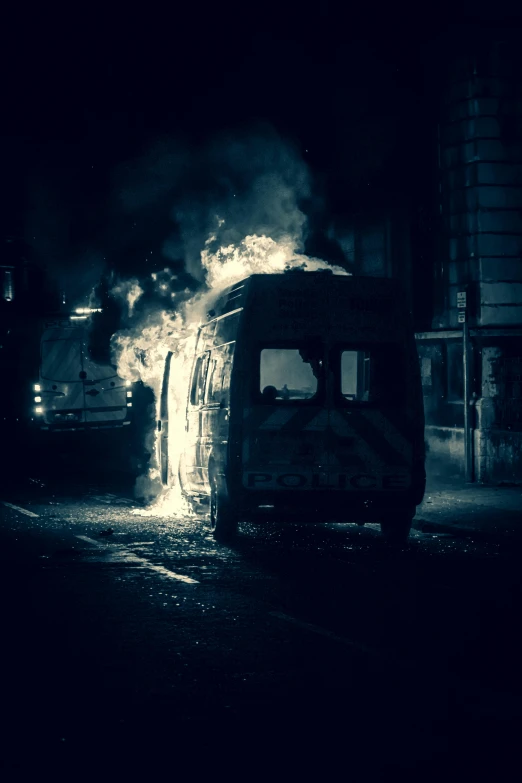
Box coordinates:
[326,281,414,494]
[241,273,329,493]
[242,341,326,491]
[328,343,413,492]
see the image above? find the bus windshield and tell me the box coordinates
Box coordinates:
[41,339,82,382]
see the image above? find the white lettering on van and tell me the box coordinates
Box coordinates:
[243,472,411,491]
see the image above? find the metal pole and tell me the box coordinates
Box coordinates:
[463,315,474,482]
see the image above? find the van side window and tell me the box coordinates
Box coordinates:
[206,354,222,405]
[200,321,216,353]
[221,343,235,406]
[190,353,209,407]
[215,312,241,346]
[206,343,235,405]
[260,348,318,402]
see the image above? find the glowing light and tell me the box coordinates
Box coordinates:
[34,396,42,403]
[70,315,87,320]
[74,307,102,315]
[127,402,132,407]
[35,407,43,414]
[125,380,132,387]
[33,384,41,392]
[126,391,132,398]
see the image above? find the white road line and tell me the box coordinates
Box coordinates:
[76,535,106,545]
[2,502,39,518]
[269,610,379,657]
[75,535,199,584]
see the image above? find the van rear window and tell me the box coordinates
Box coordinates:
[340,347,403,404]
[260,348,319,402]
[342,350,370,401]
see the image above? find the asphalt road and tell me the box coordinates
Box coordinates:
[1,458,521,777]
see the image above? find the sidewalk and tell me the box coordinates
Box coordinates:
[412,469,522,543]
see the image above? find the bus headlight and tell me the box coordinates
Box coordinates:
[35,407,44,415]
[34,383,41,392]
[125,380,132,387]
[34,396,42,403]
[126,390,132,398]
[127,402,132,407]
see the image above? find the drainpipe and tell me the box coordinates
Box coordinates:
[458,285,474,482]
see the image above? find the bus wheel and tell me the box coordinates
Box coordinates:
[380,511,414,544]
[210,475,238,542]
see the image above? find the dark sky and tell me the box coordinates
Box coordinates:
[1,5,520,304]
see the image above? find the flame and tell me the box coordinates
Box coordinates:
[112,278,144,317]
[201,232,348,288]
[112,230,349,517]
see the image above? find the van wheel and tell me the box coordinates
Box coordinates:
[210,475,238,542]
[380,511,414,544]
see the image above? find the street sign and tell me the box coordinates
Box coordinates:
[458,311,466,324]
[457,291,467,309]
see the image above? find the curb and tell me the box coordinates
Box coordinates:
[412,517,522,546]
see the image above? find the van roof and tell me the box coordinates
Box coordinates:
[209,272,410,342]
[211,271,403,311]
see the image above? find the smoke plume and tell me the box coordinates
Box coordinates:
[111,124,314,282]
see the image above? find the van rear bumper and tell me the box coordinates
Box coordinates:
[236,488,423,523]
[38,407,132,431]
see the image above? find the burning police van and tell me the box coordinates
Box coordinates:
[32,311,133,431]
[161,270,425,542]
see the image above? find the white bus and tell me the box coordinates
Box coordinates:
[33,314,133,432]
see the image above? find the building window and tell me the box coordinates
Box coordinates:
[421,357,433,389]
[446,342,463,402]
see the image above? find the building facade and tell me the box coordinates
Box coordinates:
[417,33,522,482]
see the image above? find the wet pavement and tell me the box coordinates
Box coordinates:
[1,461,522,776]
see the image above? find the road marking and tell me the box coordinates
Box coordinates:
[75,535,199,584]
[76,535,107,545]
[2,502,39,518]
[269,611,379,657]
